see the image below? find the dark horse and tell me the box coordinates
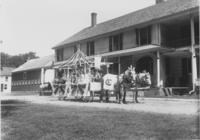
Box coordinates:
[117,67,139,104]
[118,67,151,104]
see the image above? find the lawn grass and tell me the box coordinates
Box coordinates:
[1,100,199,140]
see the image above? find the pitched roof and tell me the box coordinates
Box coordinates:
[0,67,15,76]
[12,55,55,73]
[53,0,199,49]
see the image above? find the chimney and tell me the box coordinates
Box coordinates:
[91,12,97,27]
[156,0,166,4]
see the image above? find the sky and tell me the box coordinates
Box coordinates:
[0,0,155,57]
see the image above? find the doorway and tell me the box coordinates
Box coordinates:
[164,53,192,87]
[136,56,153,74]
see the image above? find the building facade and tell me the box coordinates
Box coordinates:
[53,0,199,89]
[0,67,15,93]
[12,55,55,92]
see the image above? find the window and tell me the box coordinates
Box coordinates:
[56,48,64,61]
[4,84,7,89]
[74,46,78,53]
[136,26,151,46]
[23,72,27,80]
[5,76,8,81]
[109,33,123,52]
[87,41,95,56]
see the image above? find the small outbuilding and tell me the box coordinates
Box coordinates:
[12,55,55,92]
[0,67,15,93]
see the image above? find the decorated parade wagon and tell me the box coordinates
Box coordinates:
[51,49,151,103]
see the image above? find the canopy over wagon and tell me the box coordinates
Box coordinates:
[58,49,93,69]
[53,49,109,100]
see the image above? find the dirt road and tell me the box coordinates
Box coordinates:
[1,94,199,115]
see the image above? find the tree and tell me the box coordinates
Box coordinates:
[0,52,39,67]
[0,52,10,66]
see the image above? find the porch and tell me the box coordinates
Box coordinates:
[105,15,199,91]
[98,45,165,88]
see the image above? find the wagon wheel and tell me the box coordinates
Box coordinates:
[87,91,94,102]
[136,90,145,103]
[58,88,64,100]
[134,90,139,103]
[63,85,71,100]
[77,87,84,101]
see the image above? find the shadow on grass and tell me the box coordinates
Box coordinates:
[63,98,119,104]
[1,100,27,118]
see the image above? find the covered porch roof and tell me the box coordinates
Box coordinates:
[162,45,199,57]
[93,44,174,58]
[54,45,174,68]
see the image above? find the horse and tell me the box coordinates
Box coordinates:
[117,66,151,104]
[117,67,136,104]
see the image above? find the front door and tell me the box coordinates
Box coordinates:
[181,57,192,86]
[136,56,153,74]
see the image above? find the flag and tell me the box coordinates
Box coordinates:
[94,56,102,69]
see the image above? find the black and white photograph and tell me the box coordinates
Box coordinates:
[1,0,200,139]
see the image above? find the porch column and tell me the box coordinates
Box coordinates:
[118,57,121,75]
[158,23,161,45]
[106,64,109,74]
[156,51,161,87]
[104,57,109,74]
[41,68,45,85]
[190,16,197,88]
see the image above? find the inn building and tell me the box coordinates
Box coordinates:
[53,0,199,91]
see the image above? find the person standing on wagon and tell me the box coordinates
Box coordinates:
[54,69,66,95]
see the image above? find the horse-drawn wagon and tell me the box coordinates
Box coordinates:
[51,49,151,103]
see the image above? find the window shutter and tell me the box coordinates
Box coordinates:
[109,36,112,52]
[136,29,139,45]
[56,50,59,61]
[120,33,123,50]
[148,26,152,44]
[61,48,64,61]
[87,43,90,56]
[91,42,95,55]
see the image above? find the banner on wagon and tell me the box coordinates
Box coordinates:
[94,56,102,69]
[90,82,102,91]
[103,74,118,91]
